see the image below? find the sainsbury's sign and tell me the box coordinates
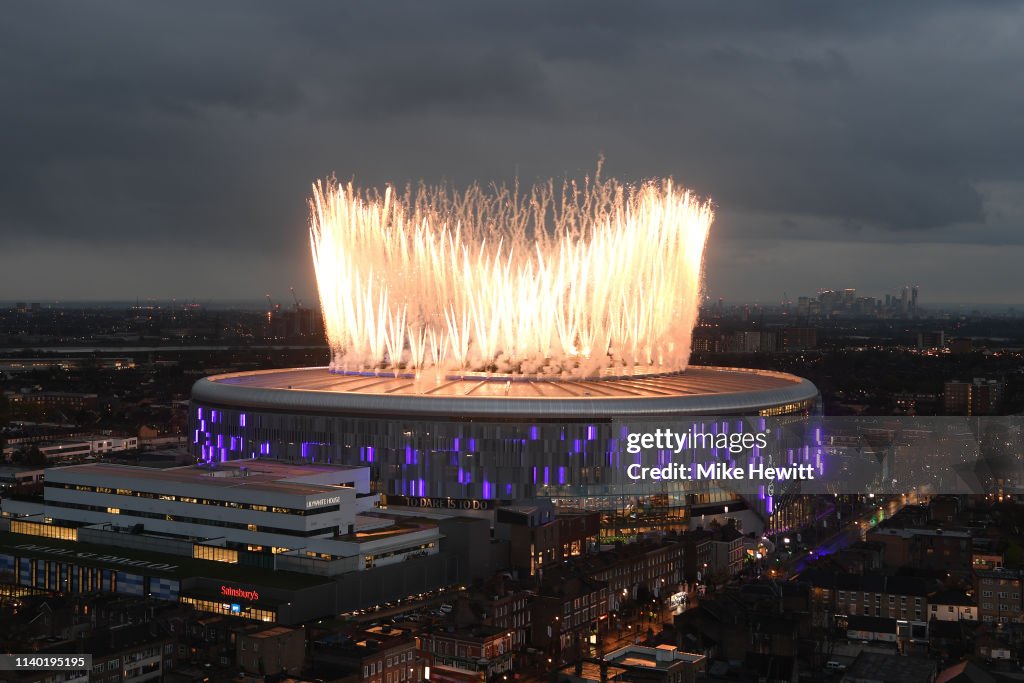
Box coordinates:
[220,585,259,602]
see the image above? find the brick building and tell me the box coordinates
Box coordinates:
[708,523,744,579]
[312,624,423,683]
[494,502,599,577]
[679,530,713,584]
[236,625,305,677]
[573,539,684,611]
[868,527,972,572]
[975,569,1024,625]
[419,625,514,681]
[459,577,532,650]
[803,571,930,639]
[531,573,609,663]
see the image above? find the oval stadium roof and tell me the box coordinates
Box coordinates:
[191,366,819,419]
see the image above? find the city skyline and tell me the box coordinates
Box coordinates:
[2,2,1024,304]
[2,282,1021,312]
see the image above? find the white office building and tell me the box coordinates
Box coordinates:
[2,460,441,574]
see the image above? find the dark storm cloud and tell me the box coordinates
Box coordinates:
[343,51,551,118]
[1,1,1023,301]
[788,49,854,82]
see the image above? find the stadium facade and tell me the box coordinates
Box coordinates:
[189,366,820,540]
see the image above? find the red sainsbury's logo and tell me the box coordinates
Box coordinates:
[220,585,259,602]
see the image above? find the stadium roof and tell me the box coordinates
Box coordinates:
[191,365,818,418]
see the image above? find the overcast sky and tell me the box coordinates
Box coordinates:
[2,2,1022,305]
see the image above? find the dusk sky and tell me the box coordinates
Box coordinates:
[2,2,1022,305]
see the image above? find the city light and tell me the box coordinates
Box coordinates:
[309,170,713,379]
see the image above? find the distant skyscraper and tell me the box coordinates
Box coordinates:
[782,327,817,351]
[911,286,919,316]
[943,378,1004,415]
[900,286,909,314]
[943,381,971,415]
[917,331,945,350]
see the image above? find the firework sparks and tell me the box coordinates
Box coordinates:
[309,170,713,379]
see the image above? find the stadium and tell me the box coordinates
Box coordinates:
[189,365,820,541]
[189,174,821,540]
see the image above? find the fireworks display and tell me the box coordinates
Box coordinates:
[309,170,713,379]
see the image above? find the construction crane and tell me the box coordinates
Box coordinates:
[290,287,303,311]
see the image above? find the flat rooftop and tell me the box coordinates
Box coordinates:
[248,626,300,639]
[844,652,935,683]
[45,459,365,497]
[605,644,705,670]
[559,661,629,681]
[870,527,971,539]
[192,366,818,418]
